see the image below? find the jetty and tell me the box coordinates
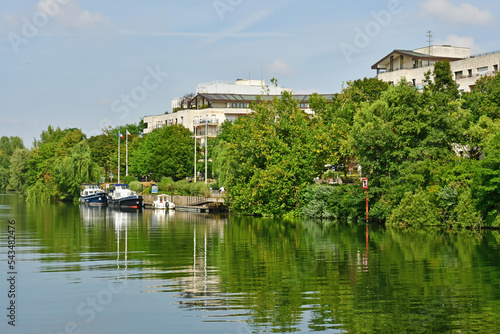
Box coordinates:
[143,192,228,213]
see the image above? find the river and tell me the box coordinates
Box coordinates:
[1,194,500,333]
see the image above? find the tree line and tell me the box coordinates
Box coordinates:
[212,61,500,227]
[2,61,500,226]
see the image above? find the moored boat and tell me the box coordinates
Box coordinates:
[107,184,143,210]
[79,184,107,206]
[152,194,175,210]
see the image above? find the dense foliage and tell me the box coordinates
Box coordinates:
[0,136,24,191]
[6,121,198,202]
[129,124,194,181]
[5,62,500,227]
[212,66,500,227]
[213,92,342,216]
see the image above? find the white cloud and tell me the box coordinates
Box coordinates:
[421,0,495,26]
[40,0,113,31]
[0,0,113,34]
[266,59,297,77]
[436,34,483,53]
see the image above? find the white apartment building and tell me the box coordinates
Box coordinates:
[372,45,500,92]
[143,79,334,144]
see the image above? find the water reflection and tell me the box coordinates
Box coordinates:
[3,195,500,333]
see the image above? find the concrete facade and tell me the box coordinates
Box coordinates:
[373,45,500,92]
[143,79,334,144]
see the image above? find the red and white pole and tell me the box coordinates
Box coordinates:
[362,178,368,222]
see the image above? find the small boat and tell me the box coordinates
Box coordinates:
[152,194,175,210]
[107,184,143,210]
[79,184,107,206]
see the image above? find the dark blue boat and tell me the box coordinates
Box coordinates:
[79,184,107,206]
[107,184,143,210]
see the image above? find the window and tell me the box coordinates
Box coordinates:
[180,116,183,125]
[226,115,239,122]
[477,66,488,75]
[400,55,404,70]
[229,103,248,108]
[455,71,463,80]
[390,56,394,71]
[468,69,472,77]
[494,64,499,72]
[412,79,416,87]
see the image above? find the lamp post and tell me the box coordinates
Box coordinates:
[194,119,197,183]
[205,119,208,184]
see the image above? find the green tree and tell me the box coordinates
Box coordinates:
[9,148,32,197]
[424,60,460,100]
[53,142,101,201]
[462,72,500,122]
[87,133,115,180]
[314,78,389,179]
[129,124,194,181]
[26,126,89,201]
[214,92,341,216]
[0,136,24,191]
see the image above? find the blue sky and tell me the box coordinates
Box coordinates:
[1,0,499,147]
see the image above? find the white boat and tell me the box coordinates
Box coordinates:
[152,194,175,210]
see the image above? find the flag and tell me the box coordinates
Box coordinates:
[126,130,130,136]
[119,132,124,138]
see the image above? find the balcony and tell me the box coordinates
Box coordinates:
[193,119,220,126]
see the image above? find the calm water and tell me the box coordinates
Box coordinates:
[1,194,500,333]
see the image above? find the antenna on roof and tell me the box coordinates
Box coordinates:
[426,30,433,56]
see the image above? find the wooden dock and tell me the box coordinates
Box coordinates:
[175,204,227,213]
[143,194,228,213]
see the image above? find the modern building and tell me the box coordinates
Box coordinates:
[143,79,334,143]
[372,45,500,92]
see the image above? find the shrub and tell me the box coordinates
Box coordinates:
[300,184,365,222]
[122,176,136,184]
[387,189,440,226]
[453,189,482,228]
[159,177,175,192]
[129,181,143,193]
[26,181,57,203]
[190,181,210,197]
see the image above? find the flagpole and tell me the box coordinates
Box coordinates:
[118,132,120,184]
[205,120,208,184]
[126,131,128,177]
